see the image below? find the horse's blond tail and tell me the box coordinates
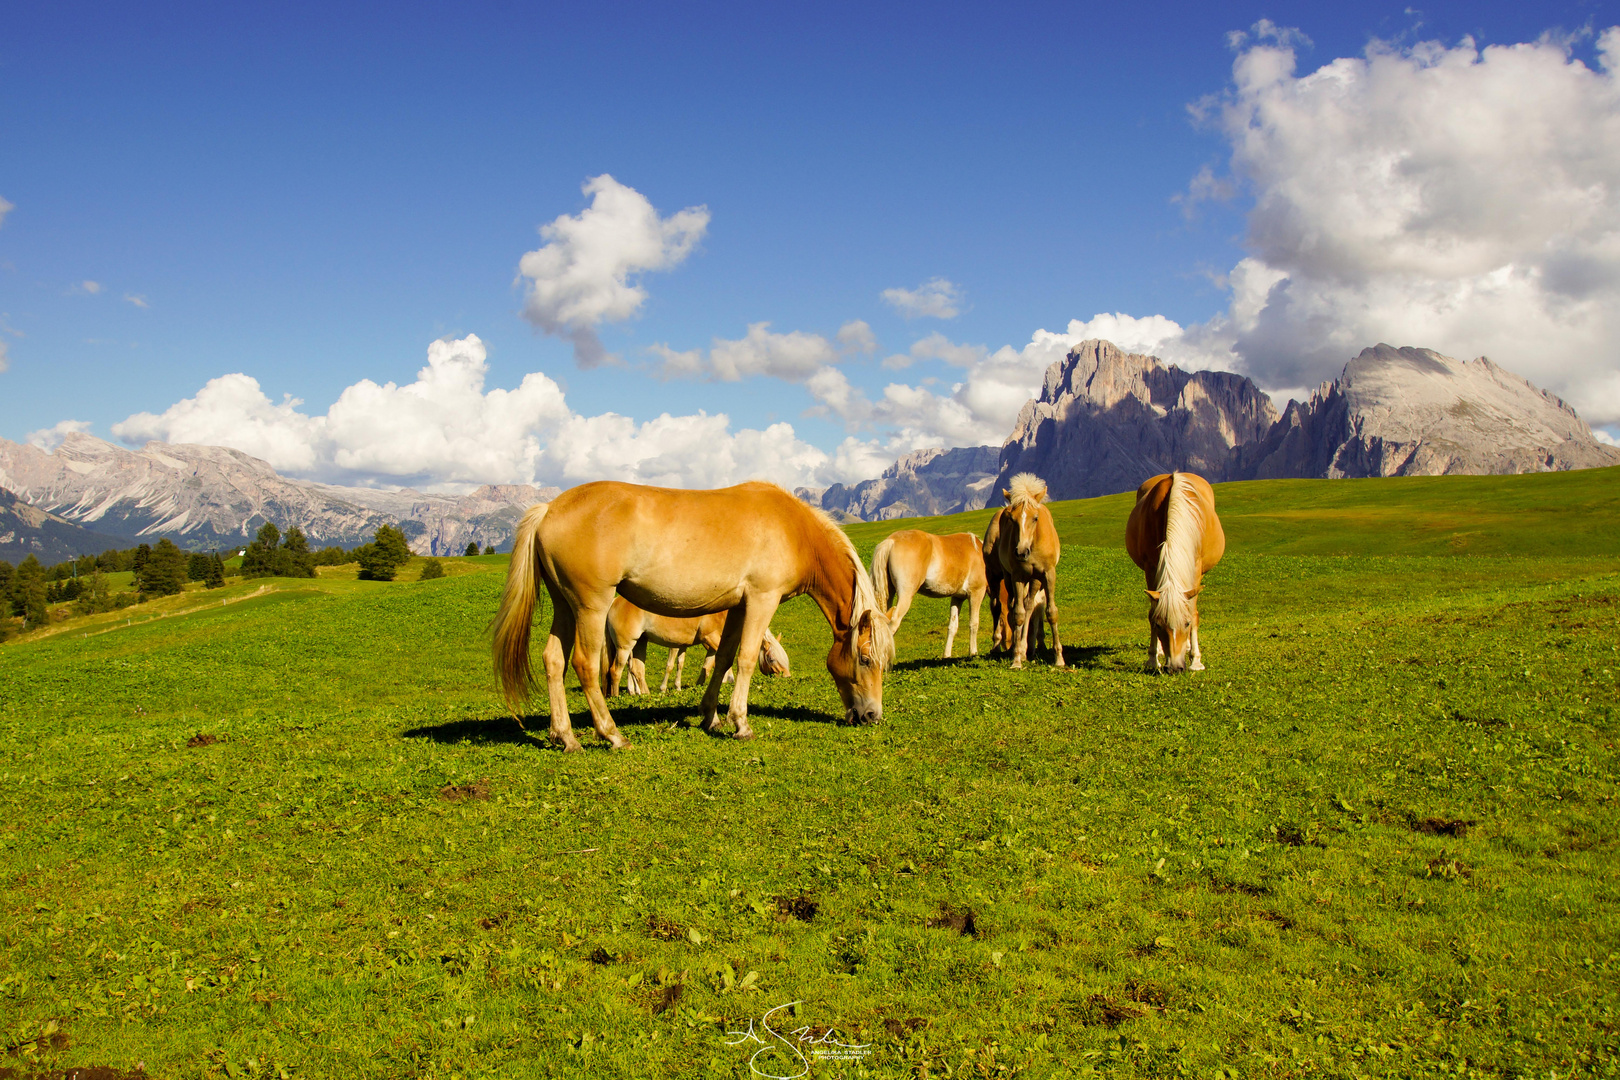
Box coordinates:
[492,502,550,712]
[871,536,895,614]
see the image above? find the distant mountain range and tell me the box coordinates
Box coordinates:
[4,341,1615,557]
[0,433,558,557]
[803,341,1620,519]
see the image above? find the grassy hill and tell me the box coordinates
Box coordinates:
[1,472,1616,1079]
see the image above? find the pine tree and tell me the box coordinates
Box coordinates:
[205,553,226,589]
[73,570,113,616]
[465,541,480,557]
[139,539,189,597]
[0,560,13,600]
[132,543,152,575]
[357,524,412,581]
[187,552,213,581]
[12,556,47,629]
[484,543,495,555]
[279,526,316,578]
[242,521,283,577]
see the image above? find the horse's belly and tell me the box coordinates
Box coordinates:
[919,554,959,598]
[617,577,746,619]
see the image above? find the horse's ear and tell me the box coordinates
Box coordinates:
[1184,586,1202,600]
[1144,589,1161,601]
[1001,488,1011,501]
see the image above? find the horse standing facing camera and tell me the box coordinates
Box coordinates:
[1125,471,1225,674]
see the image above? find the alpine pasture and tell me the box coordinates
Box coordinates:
[2,469,1618,1079]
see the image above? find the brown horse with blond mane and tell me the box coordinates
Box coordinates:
[493,481,894,751]
[604,596,790,694]
[991,473,1064,669]
[871,529,987,657]
[1125,471,1224,674]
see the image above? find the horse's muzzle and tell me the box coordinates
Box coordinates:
[845,705,882,725]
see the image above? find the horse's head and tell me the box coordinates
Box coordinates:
[1146,585,1201,673]
[826,569,894,724]
[1001,474,1049,558]
[759,629,791,677]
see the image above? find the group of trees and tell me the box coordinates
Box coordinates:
[463,541,497,556]
[2,518,447,638]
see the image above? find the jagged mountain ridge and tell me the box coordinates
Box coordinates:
[992,339,1280,500]
[0,434,559,556]
[0,486,130,564]
[825,340,1618,518]
[804,445,1001,522]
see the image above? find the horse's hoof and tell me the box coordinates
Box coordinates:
[1190,660,1205,672]
[558,741,585,753]
[609,739,634,750]
[733,729,757,741]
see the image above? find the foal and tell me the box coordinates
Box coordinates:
[870,529,987,657]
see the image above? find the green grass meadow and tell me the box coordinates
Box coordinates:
[2,472,1618,1079]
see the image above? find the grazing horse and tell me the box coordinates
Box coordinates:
[604,596,790,695]
[870,529,987,657]
[492,481,894,751]
[991,473,1064,669]
[1125,471,1225,674]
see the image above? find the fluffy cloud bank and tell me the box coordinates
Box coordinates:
[1180,23,1620,420]
[108,335,877,492]
[518,175,709,369]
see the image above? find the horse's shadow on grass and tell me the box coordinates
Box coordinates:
[401,700,841,750]
[937,644,1123,670]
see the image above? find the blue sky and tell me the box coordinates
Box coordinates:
[2,1,1616,490]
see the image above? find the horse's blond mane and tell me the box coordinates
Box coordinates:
[778,484,896,670]
[1153,473,1201,628]
[1007,472,1048,507]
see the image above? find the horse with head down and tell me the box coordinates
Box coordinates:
[493,480,894,751]
[604,596,790,695]
[1125,471,1224,674]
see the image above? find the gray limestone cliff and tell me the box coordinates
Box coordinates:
[0,433,559,555]
[992,339,1279,500]
[1242,344,1620,479]
[812,445,1001,522]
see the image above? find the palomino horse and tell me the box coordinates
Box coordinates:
[604,596,790,694]
[982,513,1046,655]
[991,473,1064,669]
[871,529,987,657]
[1125,471,1224,674]
[493,481,894,750]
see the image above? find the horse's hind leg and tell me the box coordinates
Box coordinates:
[659,647,679,693]
[629,638,650,694]
[569,603,631,750]
[966,584,984,657]
[943,599,961,658]
[542,600,584,753]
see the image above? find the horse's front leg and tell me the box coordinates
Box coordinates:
[1042,567,1064,668]
[1189,608,1205,671]
[722,597,779,740]
[699,611,744,733]
[1145,623,1162,675]
[1010,581,1031,670]
[659,647,678,693]
[943,598,961,658]
[569,602,631,750]
[542,599,584,752]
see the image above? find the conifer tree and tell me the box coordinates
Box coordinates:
[12,556,47,629]
[484,543,495,555]
[242,521,283,577]
[465,541,480,557]
[187,552,213,581]
[279,526,316,578]
[0,560,13,598]
[357,524,412,581]
[139,539,189,597]
[133,543,152,574]
[205,553,226,589]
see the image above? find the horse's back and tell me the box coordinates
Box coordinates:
[1126,474,1173,573]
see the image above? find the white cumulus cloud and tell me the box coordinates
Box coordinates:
[125,294,150,308]
[882,277,965,319]
[25,419,92,450]
[518,175,709,369]
[109,335,883,492]
[1186,23,1620,420]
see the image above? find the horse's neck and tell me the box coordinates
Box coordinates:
[801,530,855,633]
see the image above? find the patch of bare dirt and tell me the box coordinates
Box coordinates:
[185,734,217,748]
[438,780,489,802]
[774,894,818,922]
[1414,817,1474,838]
[926,906,979,937]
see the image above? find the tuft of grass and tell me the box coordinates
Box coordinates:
[1,470,1617,1078]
